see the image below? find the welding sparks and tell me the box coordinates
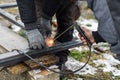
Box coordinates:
[45,38,54,47]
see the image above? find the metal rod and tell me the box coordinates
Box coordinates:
[0,2,17,9]
[0,8,24,28]
[0,41,82,67]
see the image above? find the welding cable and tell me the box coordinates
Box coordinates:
[13,31,92,75]
[14,45,91,75]
[12,22,92,75]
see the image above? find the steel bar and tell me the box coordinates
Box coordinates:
[0,2,17,9]
[0,8,24,28]
[0,41,82,67]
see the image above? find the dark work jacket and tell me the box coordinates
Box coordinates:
[106,0,120,55]
[107,0,120,40]
[87,0,120,54]
[16,0,37,24]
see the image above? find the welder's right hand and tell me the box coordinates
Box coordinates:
[26,29,46,49]
[37,17,52,38]
[79,27,95,45]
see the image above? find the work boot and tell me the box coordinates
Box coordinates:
[55,50,71,80]
[59,63,66,80]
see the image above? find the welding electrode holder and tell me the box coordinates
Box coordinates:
[74,22,92,48]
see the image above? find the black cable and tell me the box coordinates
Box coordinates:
[12,22,92,75]
[13,43,91,75]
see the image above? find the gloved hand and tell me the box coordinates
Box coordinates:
[37,17,52,38]
[26,29,46,49]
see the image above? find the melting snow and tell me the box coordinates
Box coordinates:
[93,53,120,76]
[71,17,120,76]
[77,17,98,31]
[66,57,97,75]
[66,50,120,76]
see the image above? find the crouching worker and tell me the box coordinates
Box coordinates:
[16,0,80,79]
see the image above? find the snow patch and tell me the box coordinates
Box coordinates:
[93,53,120,76]
[77,17,98,31]
[66,57,97,75]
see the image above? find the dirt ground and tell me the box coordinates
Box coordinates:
[0,70,28,80]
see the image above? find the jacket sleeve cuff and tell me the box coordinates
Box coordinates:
[24,22,37,30]
[92,31,106,43]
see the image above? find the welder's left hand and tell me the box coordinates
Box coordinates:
[26,29,46,49]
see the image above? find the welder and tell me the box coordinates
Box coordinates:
[16,0,80,79]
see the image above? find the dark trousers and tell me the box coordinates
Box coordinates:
[16,0,37,23]
[42,0,80,61]
[16,0,80,62]
[107,0,120,40]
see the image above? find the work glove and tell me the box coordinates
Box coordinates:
[26,29,46,49]
[37,17,52,38]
